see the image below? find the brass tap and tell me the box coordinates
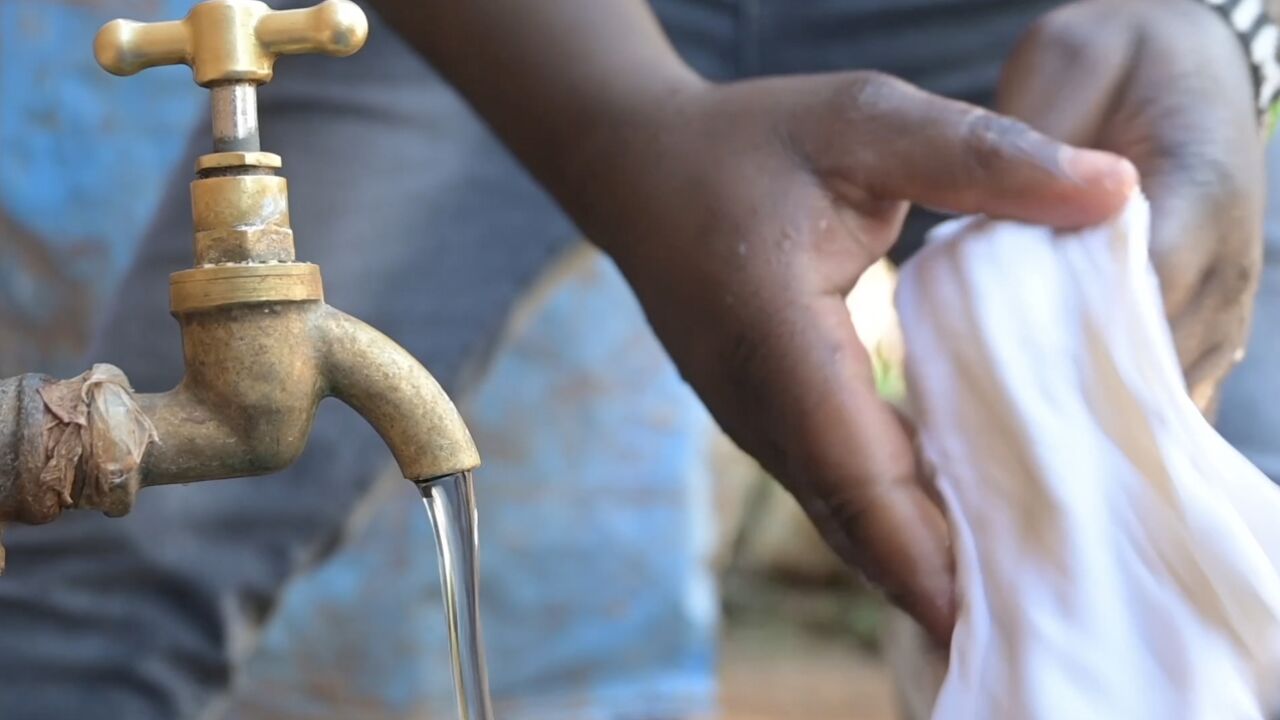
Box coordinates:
[0,0,479,558]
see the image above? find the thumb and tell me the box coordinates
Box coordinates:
[802,72,1137,227]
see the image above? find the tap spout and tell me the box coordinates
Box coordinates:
[0,296,479,526]
[137,299,479,488]
[316,305,480,482]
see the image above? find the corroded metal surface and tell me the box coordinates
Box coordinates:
[133,297,479,488]
[0,0,479,544]
[0,374,59,526]
[37,364,157,519]
[319,306,481,482]
[190,173,296,264]
[211,83,261,151]
[170,263,322,311]
[191,173,291,230]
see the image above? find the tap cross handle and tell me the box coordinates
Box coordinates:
[95,0,367,153]
[94,0,367,86]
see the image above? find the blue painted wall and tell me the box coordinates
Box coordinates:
[2,6,717,718]
[0,0,200,375]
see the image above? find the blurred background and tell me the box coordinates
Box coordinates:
[1,1,917,718]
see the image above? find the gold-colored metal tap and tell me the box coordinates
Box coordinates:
[94,0,368,86]
[0,0,479,562]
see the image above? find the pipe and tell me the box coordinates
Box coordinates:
[0,298,480,524]
[0,374,61,525]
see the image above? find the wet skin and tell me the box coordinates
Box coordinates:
[370,0,1260,644]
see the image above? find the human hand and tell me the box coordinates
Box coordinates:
[1000,0,1266,411]
[576,72,1136,642]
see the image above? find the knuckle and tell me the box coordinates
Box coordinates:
[951,112,1038,208]
[1210,260,1258,305]
[1151,155,1262,306]
[1011,3,1131,90]
[797,488,877,574]
[821,490,877,548]
[1024,5,1097,54]
[830,70,912,124]
[1160,148,1254,220]
[959,112,1023,176]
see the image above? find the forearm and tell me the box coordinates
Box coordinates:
[366,1,704,238]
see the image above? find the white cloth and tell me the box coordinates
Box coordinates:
[896,195,1280,719]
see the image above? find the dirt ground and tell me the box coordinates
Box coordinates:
[720,616,896,720]
[715,570,898,720]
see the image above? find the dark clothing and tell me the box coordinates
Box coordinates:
[16,2,1264,719]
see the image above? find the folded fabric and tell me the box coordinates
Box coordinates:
[896,194,1280,719]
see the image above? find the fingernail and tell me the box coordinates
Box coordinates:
[1061,147,1139,195]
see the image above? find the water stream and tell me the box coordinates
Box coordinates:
[417,471,494,720]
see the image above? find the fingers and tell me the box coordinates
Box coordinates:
[721,291,955,642]
[803,72,1136,228]
[1165,251,1255,374]
[995,3,1131,146]
[996,0,1266,410]
[1145,169,1263,409]
[1168,270,1256,413]
[1184,340,1246,415]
